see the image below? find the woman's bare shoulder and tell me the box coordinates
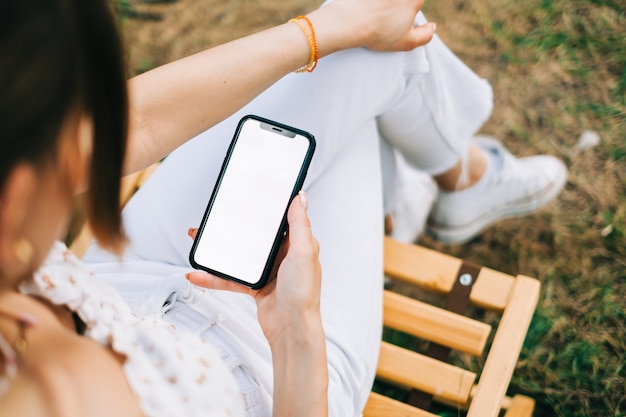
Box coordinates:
[0,292,143,417]
[0,312,84,417]
[0,369,58,417]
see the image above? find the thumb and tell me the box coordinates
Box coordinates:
[408,22,436,49]
[286,191,316,252]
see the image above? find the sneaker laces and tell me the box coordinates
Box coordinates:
[483,140,548,200]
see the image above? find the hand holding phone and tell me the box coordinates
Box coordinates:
[189,115,316,289]
[187,191,321,295]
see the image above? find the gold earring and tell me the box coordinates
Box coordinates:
[13,238,34,265]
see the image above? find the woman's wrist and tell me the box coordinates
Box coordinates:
[266,308,324,350]
[282,2,369,74]
[270,315,328,417]
[303,0,436,59]
[303,5,364,58]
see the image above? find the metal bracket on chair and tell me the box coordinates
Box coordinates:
[406,260,482,410]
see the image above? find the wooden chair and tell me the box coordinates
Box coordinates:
[364,237,538,417]
[70,164,539,417]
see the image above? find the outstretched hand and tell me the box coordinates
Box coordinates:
[186,192,322,344]
[312,0,436,55]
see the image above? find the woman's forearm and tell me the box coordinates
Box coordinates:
[123,0,435,174]
[270,315,328,417]
[124,21,312,174]
[124,3,359,174]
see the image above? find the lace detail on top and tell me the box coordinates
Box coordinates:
[16,241,244,417]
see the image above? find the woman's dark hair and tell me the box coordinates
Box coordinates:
[0,0,128,250]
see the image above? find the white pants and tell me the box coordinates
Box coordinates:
[84,20,493,417]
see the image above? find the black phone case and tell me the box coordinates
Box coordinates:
[189,114,316,289]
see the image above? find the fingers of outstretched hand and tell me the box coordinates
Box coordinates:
[321,0,436,52]
[365,15,437,52]
[406,22,437,50]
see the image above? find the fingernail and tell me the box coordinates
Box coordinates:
[185,272,192,280]
[187,228,194,237]
[298,190,308,209]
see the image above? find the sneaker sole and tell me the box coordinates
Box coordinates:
[427,160,567,244]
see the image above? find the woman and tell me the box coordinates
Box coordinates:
[0,0,438,416]
[84,4,565,417]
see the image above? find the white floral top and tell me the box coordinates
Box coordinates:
[1,242,244,417]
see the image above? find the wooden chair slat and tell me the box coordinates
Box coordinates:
[384,236,514,311]
[384,236,460,293]
[466,276,540,417]
[503,395,537,417]
[136,163,160,189]
[376,341,476,404]
[119,169,145,206]
[69,223,93,259]
[383,290,491,356]
[363,392,439,417]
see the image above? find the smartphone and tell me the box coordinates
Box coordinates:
[189,115,316,289]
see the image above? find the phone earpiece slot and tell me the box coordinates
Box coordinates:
[260,121,296,138]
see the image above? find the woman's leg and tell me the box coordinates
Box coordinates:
[376,33,493,178]
[378,33,567,244]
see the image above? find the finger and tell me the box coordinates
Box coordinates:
[407,22,436,49]
[187,227,198,239]
[186,271,254,296]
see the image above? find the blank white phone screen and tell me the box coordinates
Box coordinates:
[193,120,310,285]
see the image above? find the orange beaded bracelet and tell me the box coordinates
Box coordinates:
[288,15,318,73]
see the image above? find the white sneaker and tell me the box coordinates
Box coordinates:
[387,153,438,243]
[427,136,568,244]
